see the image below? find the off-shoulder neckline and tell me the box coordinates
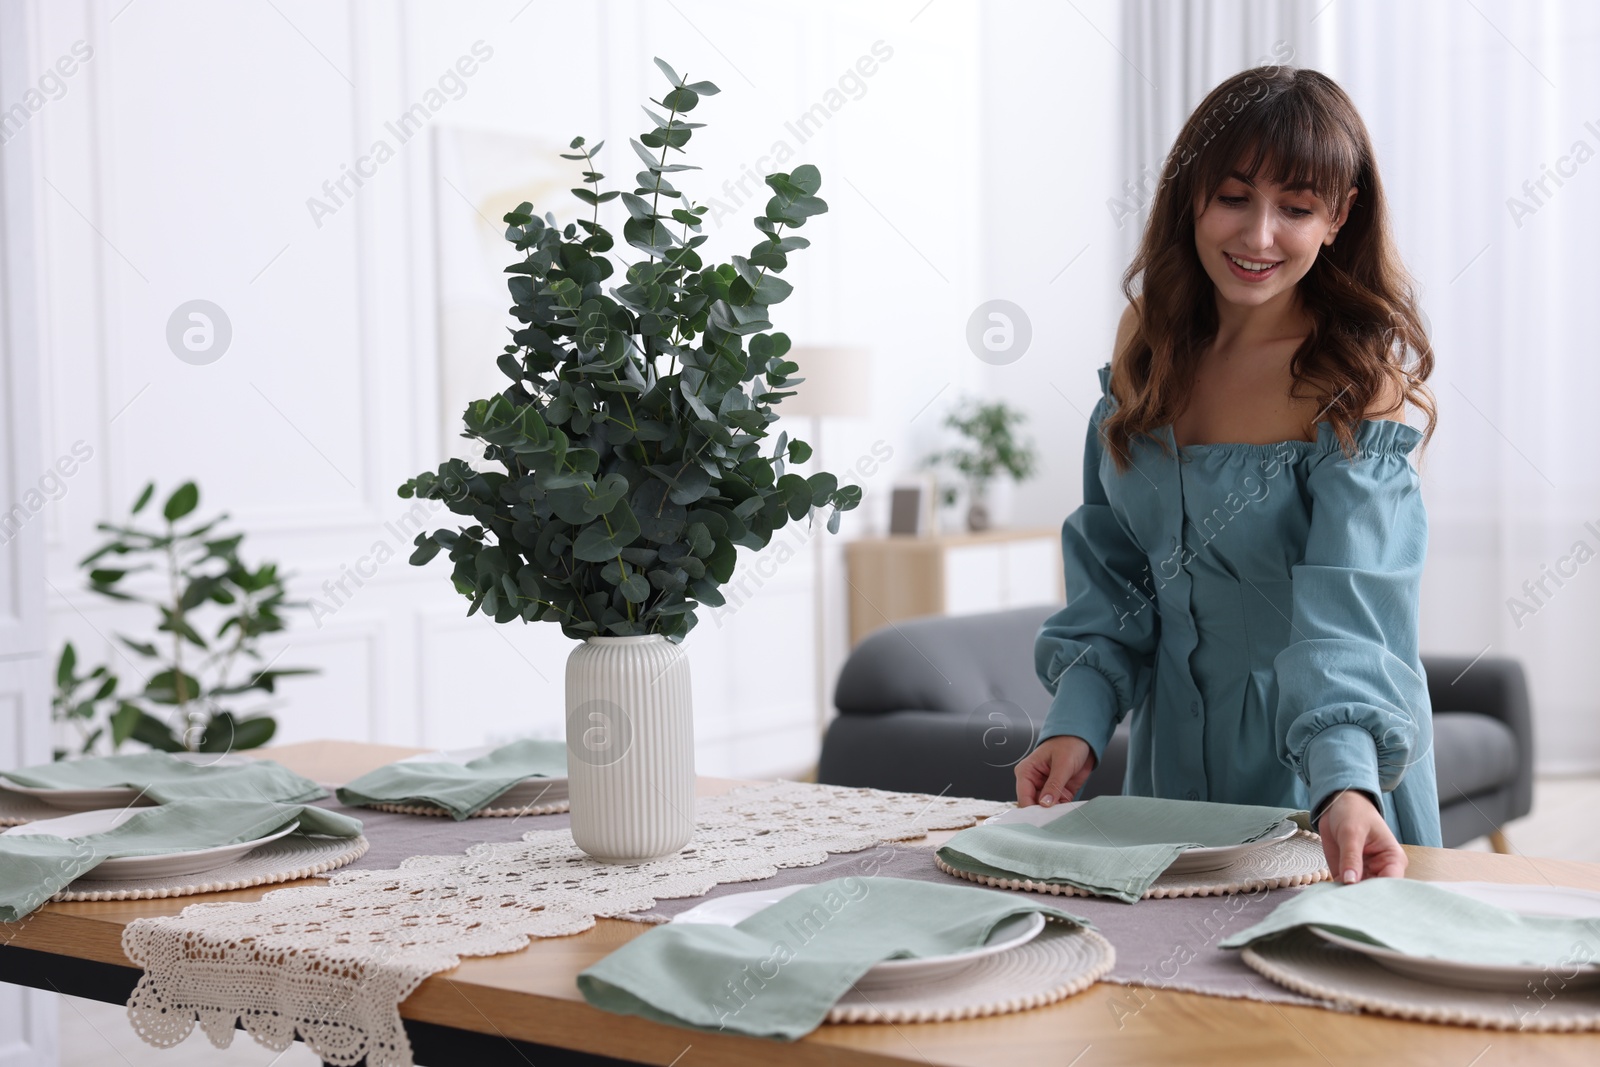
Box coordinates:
[1168,419,1422,454]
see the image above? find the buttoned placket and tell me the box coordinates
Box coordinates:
[1162,426,1208,803]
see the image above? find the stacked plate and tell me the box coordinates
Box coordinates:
[1307,881,1600,992]
[397,744,568,811]
[981,800,1301,875]
[0,752,252,813]
[1,807,298,880]
[671,884,1047,991]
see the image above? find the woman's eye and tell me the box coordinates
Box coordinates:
[1214,194,1315,216]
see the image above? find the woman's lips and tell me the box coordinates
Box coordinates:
[1224,251,1281,282]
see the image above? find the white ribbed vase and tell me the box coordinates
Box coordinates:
[565,634,695,862]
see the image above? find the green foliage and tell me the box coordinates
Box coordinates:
[924,398,1039,507]
[399,58,861,643]
[50,642,123,759]
[52,481,317,758]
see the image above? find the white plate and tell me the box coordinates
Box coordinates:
[1308,881,1600,991]
[670,883,1047,990]
[984,801,1300,875]
[0,752,252,812]
[2,806,299,880]
[398,744,568,808]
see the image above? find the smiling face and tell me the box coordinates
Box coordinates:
[1192,165,1357,312]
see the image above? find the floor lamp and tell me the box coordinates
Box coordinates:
[782,345,872,747]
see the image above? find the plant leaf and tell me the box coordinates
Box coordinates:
[163,482,200,522]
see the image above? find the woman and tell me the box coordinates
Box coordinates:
[1015,65,1441,884]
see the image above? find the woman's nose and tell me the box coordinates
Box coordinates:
[1240,207,1276,253]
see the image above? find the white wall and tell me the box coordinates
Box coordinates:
[0,2,61,1061]
[1327,0,1600,773]
[28,0,1122,778]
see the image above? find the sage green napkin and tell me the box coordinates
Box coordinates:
[335,738,567,820]
[577,875,1093,1040]
[0,798,361,922]
[1219,878,1600,967]
[937,795,1311,903]
[0,753,326,805]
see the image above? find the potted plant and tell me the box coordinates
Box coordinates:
[56,481,315,757]
[399,58,861,861]
[923,398,1038,532]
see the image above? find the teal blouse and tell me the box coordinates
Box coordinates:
[1035,362,1442,847]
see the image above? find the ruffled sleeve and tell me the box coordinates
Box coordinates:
[1271,420,1438,840]
[1033,373,1160,766]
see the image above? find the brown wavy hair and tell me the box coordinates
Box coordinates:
[1101,65,1436,473]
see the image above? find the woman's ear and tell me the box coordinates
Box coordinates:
[1324,185,1358,246]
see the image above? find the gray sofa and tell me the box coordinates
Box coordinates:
[817,604,1533,850]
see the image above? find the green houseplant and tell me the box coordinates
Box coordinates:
[923,398,1039,532]
[398,58,861,860]
[55,481,316,757]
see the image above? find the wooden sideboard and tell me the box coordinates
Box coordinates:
[844,525,1064,646]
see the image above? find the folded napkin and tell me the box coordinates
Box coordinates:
[0,752,327,805]
[0,799,362,922]
[577,875,1093,1040]
[937,795,1311,903]
[1219,878,1600,968]
[335,738,567,819]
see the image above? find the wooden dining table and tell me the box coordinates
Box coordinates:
[3,739,1598,1066]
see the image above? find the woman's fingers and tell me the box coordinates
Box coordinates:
[1335,819,1368,883]
[1014,751,1048,807]
[1365,827,1409,879]
[1038,750,1080,807]
[1016,737,1091,807]
[1317,792,1410,882]
[1062,758,1096,800]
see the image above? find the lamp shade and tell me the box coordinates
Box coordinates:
[781,345,872,418]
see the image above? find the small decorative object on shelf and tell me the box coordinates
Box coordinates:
[922,398,1039,532]
[887,480,934,537]
[399,57,861,862]
[54,481,316,759]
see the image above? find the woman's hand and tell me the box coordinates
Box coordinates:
[1015,736,1097,808]
[1317,789,1407,882]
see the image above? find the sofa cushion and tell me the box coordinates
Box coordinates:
[1433,711,1519,804]
[819,711,1023,802]
[835,606,1055,720]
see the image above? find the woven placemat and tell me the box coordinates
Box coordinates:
[935,829,1331,899]
[1241,926,1600,1031]
[0,790,63,826]
[365,799,569,818]
[826,919,1115,1024]
[49,834,369,903]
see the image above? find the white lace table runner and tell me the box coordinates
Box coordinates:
[122,780,1008,1067]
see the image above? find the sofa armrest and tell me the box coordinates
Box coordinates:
[1421,654,1533,821]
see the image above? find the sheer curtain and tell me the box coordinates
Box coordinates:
[1118,0,1600,772]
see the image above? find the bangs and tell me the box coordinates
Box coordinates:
[1186,78,1361,210]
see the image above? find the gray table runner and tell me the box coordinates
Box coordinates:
[626,837,1336,1010]
[306,796,1334,1010]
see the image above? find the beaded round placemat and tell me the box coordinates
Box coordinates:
[0,790,61,826]
[366,799,569,818]
[935,830,1331,899]
[49,834,369,902]
[1241,926,1600,1031]
[826,920,1115,1024]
